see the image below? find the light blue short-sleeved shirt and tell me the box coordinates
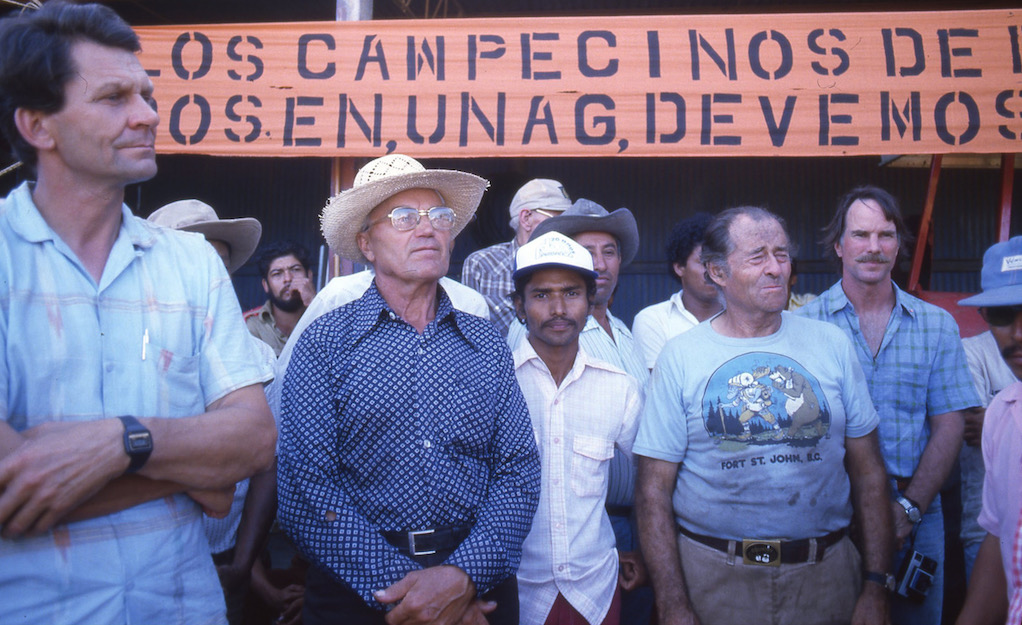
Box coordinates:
[635,313,879,540]
[0,182,272,624]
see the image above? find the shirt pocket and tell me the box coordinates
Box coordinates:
[150,347,204,416]
[570,434,614,498]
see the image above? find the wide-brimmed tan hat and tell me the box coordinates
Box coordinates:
[148,199,261,274]
[321,154,488,263]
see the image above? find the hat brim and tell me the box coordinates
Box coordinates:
[180,218,262,274]
[529,208,639,265]
[512,261,599,282]
[958,285,1022,307]
[322,169,488,263]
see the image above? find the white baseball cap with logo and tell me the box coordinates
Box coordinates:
[513,231,598,282]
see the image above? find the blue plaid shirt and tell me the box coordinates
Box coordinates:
[797,281,979,477]
[277,282,540,607]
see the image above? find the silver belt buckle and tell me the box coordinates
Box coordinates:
[408,528,436,556]
[742,538,781,566]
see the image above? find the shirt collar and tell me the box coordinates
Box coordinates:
[1000,381,1022,406]
[350,280,468,345]
[825,279,918,319]
[514,335,608,385]
[258,299,276,322]
[8,181,156,251]
[890,282,919,319]
[670,290,688,314]
[583,310,626,334]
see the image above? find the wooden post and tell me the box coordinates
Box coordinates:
[328,157,358,279]
[907,154,942,295]
[325,0,371,279]
[998,153,1015,243]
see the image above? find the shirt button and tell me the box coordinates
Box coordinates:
[553,399,559,405]
[105,363,114,372]
[552,478,560,485]
[558,565,565,572]
[389,312,397,320]
[553,437,560,444]
[423,439,432,449]
[324,510,337,522]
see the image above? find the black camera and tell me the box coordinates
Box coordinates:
[895,549,938,603]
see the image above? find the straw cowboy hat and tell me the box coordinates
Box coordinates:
[530,198,640,265]
[147,199,261,274]
[321,154,488,263]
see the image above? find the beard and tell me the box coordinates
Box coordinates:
[1002,344,1022,361]
[270,289,303,313]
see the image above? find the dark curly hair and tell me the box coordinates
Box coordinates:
[665,212,713,283]
[257,240,312,280]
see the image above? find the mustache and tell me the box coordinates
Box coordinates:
[541,316,578,330]
[855,253,891,264]
[1002,345,1022,361]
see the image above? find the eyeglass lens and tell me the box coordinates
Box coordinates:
[389,206,456,231]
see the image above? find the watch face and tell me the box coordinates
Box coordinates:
[126,431,153,452]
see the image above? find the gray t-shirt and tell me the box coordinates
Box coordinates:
[634,312,879,540]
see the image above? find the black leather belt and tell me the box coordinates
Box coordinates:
[381,524,471,557]
[605,504,632,518]
[678,524,847,565]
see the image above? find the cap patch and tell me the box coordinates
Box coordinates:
[1002,254,1022,272]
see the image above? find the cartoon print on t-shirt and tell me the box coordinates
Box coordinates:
[703,353,830,445]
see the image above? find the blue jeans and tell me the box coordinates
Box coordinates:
[963,539,981,583]
[891,496,944,625]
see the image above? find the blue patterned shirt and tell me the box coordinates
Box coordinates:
[797,280,979,477]
[277,282,540,607]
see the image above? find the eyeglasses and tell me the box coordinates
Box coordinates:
[366,206,457,232]
[982,305,1022,327]
[531,208,563,218]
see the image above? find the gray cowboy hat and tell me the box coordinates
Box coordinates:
[530,198,639,265]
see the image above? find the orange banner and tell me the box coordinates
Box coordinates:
[136,10,1022,158]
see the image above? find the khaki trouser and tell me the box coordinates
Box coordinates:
[678,532,862,625]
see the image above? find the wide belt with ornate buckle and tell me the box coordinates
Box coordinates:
[678,524,847,566]
[382,524,472,557]
[742,539,783,566]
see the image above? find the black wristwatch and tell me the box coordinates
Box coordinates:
[896,494,922,524]
[864,571,896,592]
[119,416,153,474]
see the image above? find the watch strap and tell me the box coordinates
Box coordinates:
[863,571,895,591]
[896,494,921,524]
[118,416,153,474]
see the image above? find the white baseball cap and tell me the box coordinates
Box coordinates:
[513,231,598,281]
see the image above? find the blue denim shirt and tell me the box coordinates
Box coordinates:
[797,280,979,477]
